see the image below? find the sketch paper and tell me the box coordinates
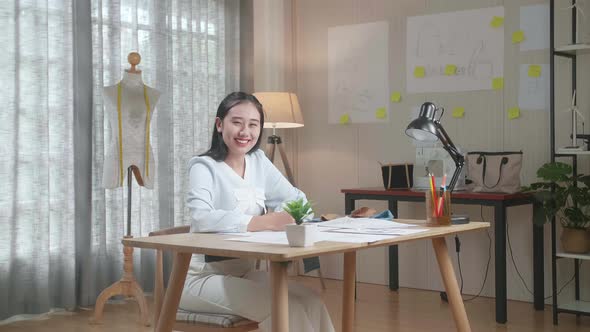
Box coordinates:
[518,64,549,111]
[520,4,549,51]
[328,21,389,124]
[406,6,504,93]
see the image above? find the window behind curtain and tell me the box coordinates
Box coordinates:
[0,0,239,319]
[86,0,240,302]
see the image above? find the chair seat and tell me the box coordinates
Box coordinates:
[176,309,253,328]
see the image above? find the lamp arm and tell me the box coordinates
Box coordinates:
[436,122,465,191]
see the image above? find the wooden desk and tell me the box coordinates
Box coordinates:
[341,188,544,324]
[124,220,488,332]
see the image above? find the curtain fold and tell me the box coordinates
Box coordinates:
[0,0,240,320]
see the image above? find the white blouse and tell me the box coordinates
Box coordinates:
[186,149,307,276]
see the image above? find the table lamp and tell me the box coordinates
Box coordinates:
[253,92,304,185]
[406,102,468,224]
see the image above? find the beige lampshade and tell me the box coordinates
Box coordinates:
[253,92,304,129]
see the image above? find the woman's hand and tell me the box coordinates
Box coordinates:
[247,212,294,231]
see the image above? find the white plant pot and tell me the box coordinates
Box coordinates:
[285,224,318,247]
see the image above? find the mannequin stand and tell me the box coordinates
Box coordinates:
[90,166,150,326]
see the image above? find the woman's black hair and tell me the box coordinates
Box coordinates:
[200,92,265,161]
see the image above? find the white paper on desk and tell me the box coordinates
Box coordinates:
[225,230,399,245]
[226,231,289,245]
[321,227,428,236]
[318,217,418,230]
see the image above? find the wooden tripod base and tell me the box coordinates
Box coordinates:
[90,236,150,326]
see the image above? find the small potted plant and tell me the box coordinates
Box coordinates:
[522,162,590,253]
[283,198,316,247]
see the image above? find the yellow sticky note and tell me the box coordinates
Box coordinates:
[528,65,542,78]
[512,30,525,43]
[492,77,504,90]
[444,64,457,76]
[375,107,387,119]
[414,66,425,78]
[390,91,401,103]
[339,113,350,124]
[508,107,520,120]
[452,107,465,118]
[490,16,504,28]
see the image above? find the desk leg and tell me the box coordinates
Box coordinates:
[155,252,191,332]
[388,199,399,291]
[432,237,471,332]
[342,251,356,332]
[270,261,289,332]
[494,203,507,324]
[532,201,545,310]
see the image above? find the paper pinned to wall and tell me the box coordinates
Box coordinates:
[328,21,389,124]
[406,6,504,93]
[518,64,549,111]
[520,4,549,51]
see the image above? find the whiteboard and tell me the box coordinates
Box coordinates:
[406,7,504,93]
[328,21,389,124]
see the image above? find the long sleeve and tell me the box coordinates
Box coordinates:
[186,160,252,233]
[259,152,309,213]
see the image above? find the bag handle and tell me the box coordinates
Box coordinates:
[479,154,509,189]
[388,165,393,189]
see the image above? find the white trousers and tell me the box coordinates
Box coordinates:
[179,270,335,332]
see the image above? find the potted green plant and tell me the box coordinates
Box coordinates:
[283,198,316,247]
[522,162,590,253]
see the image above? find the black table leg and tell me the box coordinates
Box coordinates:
[388,199,399,291]
[345,195,355,215]
[532,201,545,310]
[494,202,507,324]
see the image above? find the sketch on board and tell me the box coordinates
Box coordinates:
[406,6,504,93]
[328,21,389,124]
[518,64,549,111]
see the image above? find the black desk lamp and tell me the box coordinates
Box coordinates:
[406,102,468,224]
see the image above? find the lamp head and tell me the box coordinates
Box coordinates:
[405,102,440,142]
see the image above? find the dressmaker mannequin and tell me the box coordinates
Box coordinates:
[92,52,160,327]
[102,52,161,189]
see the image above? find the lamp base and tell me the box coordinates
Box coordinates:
[451,215,470,224]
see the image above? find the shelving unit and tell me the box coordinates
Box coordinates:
[549,0,589,324]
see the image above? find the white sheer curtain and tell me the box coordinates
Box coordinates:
[0,0,240,320]
[86,0,240,303]
[0,0,76,320]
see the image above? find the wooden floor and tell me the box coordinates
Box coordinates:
[2,276,590,332]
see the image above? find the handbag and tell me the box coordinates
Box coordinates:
[466,151,523,193]
[380,163,413,189]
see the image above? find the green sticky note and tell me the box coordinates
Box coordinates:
[508,107,520,120]
[339,113,350,124]
[492,77,504,90]
[528,65,542,78]
[452,107,465,118]
[414,66,426,78]
[490,16,504,28]
[375,107,387,119]
[512,30,525,43]
[390,91,401,103]
[444,64,457,76]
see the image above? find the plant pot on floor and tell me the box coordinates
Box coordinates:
[286,224,318,247]
[561,228,590,254]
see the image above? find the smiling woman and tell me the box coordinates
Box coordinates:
[182,92,335,332]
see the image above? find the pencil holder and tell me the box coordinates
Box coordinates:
[425,191,451,226]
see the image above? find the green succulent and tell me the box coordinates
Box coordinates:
[283,198,313,225]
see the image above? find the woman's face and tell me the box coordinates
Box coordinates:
[216,102,261,158]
